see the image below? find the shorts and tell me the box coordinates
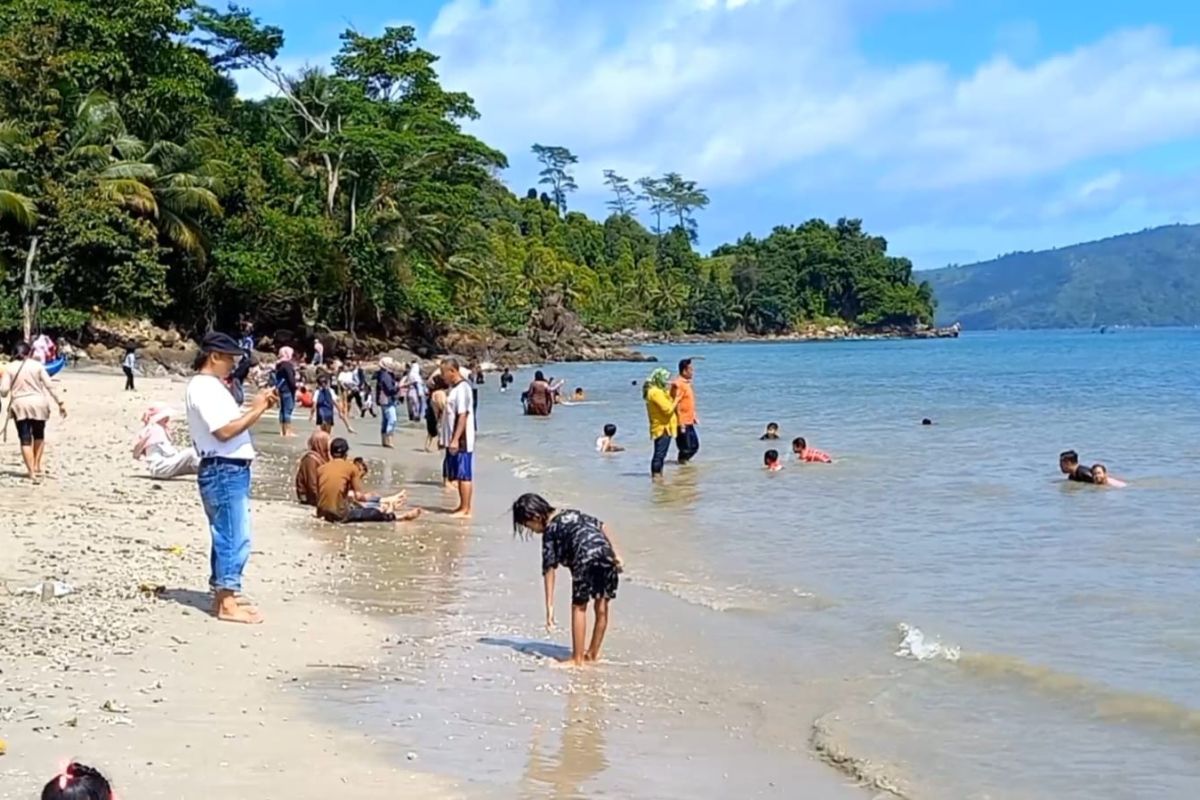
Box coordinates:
[316,410,334,427]
[278,391,295,424]
[424,403,438,438]
[14,418,46,446]
[442,451,474,482]
[381,404,398,435]
[571,561,619,607]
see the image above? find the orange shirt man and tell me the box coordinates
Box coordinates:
[670,358,700,464]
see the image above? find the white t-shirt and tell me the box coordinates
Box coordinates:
[123,352,136,369]
[337,369,356,389]
[439,380,475,452]
[185,374,255,460]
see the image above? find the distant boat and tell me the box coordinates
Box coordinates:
[45,356,65,376]
[1099,326,1108,334]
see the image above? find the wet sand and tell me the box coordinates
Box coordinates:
[0,373,464,799]
[0,371,866,799]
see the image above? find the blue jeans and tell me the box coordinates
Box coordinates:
[381,404,398,435]
[198,459,252,593]
[278,390,295,424]
[651,434,672,476]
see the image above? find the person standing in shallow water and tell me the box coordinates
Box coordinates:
[440,358,475,517]
[186,332,277,624]
[643,367,679,479]
[671,358,699,464]
[274,346,298,437]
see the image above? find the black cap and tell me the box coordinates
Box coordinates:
[200,331,244,355]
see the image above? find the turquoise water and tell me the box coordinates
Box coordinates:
[477,329,1200,799]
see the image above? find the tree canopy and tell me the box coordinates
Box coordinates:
[0,0,934,339]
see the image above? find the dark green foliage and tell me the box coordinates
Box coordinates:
[0,0,933,337]
[925,224,1200,329]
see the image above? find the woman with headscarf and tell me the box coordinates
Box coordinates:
[133,405,201,479]
[643,367,679,479]
[376,357,400,448]
[402,360,427,423]
[1,341,66,482]
[524,370,554,417]
[274,346,298,437]
[295,430,332,506]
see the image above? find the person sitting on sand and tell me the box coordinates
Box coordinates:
[43,761,114,800]
[512,492,624,667]
[596,423,625,453]
[1059,450,1094,483]
[133,405,201,479]
[296,382,313,409]
[295,430,331,507]
[764,449,783,472]
[1091,463,1126,488]
[316,438,420,523]
[792,437,832,463]
[572,387,586,402]
[760,422,780,440]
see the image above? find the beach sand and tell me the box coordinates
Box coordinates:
[0,372,467,799]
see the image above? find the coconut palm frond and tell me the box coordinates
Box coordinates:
[156,185,222,219]
[100,161,158,181]
[0,189,38,228]
[100,179,158,216]
[112,134,148,162]
[157,208,205,255]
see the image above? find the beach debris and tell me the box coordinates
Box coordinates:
[406,751,418,761]
[100,700,129,714]
[0,737,6,755]
[138,582,166,596]
[14,580,75,601]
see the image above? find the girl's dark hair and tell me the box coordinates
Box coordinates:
[534,370,546,382]
[42,762,113,800]
[512,492,554,536]
[603,423,617,437]
[764,449,780,464]
[14,341,31,359]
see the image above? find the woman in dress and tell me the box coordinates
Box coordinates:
[1,341,66,481]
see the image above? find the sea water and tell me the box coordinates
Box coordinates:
[475,329,1200,799]
[305,329,1200,799]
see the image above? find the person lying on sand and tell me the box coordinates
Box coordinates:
[512,492,623,668]
[760,422,780,440]
[764,449,783,472]
[792,437,832,463]
[316,438,421,523]
[1091,463,1126,488]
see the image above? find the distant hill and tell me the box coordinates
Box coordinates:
[922,224,1200,329]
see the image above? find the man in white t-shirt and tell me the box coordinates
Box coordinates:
[186,332,277,625]
[439,358,474,517]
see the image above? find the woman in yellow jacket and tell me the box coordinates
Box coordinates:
[643,368,679,478]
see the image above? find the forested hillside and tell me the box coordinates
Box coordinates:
[926,224,1200,329]
[0,0,934,343]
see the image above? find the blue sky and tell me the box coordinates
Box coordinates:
[232,0,1200,269]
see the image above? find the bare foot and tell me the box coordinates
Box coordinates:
[448,509,473,519]
[395,508,423,523]
[551,657,587,669]
[214,593,264,624]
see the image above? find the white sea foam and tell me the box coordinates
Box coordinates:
[895,623,960,662]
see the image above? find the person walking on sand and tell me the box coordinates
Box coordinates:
[274,346,298,438]
[1,341,66,482]
[511,493,624,667]
[670,358,699,464]
[440,359,475,517]
[186,332,277,625]
[122,346,137,391]
[376,357,400,448]
[643,368,678,479]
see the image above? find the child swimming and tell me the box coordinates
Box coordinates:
[760,422,780,440]
[792,436,832,463]
[764,449,782,471]
[1091,463,1126,488]
[512,492,624,667]
[596,423,625,453]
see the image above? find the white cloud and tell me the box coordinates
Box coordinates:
[422,1,1200,197]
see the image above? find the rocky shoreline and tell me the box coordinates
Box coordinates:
[35,313,958,378]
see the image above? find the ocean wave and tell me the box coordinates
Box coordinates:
[493,451,543,479]
[957,652,1200,736]
[810,712,912,799]
[626,575,775,613]
[894,623,961,662]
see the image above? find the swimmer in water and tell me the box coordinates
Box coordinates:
[760,422,780,441]
[572,387,586,402]
[764,449,782,472]
[1091,463,1126,488]
[596,423,624,453]
[792,437,832,463]
[921,418,933,426]
[1059,450,1094,483]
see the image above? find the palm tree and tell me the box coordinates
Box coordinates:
[0,122,36,229]
[67,91,225,257]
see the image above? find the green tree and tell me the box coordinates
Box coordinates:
[531,144,578,215]
[602,169,636,216]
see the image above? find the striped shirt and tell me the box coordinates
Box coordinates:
[798,447,832,463]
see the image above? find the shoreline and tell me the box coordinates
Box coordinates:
[0,373,469,799]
